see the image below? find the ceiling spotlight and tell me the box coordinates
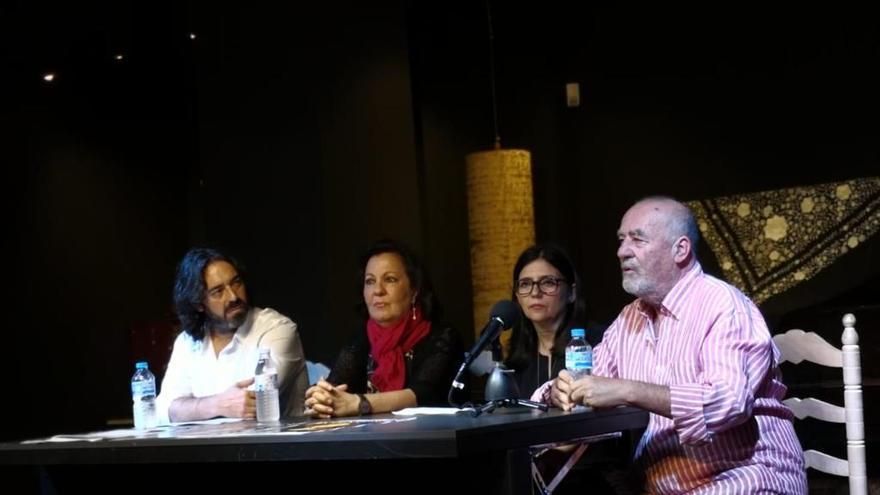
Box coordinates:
[189,33,197,40]
[115,54,124,61]
[43,73,55,82]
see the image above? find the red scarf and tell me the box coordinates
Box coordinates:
[366,306,431,392]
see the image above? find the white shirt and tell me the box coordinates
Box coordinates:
[156,306,308,423]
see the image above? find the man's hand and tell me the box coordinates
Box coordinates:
[213,377,257,418]
[551,369,577,411]
[168,377,259,422]
[569,375,628,409]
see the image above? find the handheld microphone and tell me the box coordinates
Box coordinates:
[451,300,520,390]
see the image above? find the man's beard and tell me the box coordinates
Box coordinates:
[622,269,668,306]
[621,260,646,297]
[622,277,646,297]
[621,269,654,299]
[206,301,249,332]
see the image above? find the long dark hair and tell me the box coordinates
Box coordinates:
[358,239,441,322]
[505,243,586,374]
[173,247,246,340]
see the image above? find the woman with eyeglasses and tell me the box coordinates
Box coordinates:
[505,243,603,398]
[507,244,626,494]
[304,239,463,418]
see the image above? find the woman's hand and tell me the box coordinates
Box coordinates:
[304,378,355,418]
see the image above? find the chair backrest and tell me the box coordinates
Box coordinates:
[773,313,867,495]
[306,361,331,385]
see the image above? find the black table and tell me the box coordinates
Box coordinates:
[1,406,648,494]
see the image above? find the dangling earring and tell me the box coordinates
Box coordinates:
[411,299,417,320]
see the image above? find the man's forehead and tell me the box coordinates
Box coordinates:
[621,203,666,232]
[204,260,239,284]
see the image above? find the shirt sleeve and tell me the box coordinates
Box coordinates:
[259,320,309,418]
[155,333,193,425]
[669,304,772,445]
[408,325,463,406]
[593,318,621,379]
[327,328,369,393]
[530,380,553,403]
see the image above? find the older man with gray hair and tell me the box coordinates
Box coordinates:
[537,196,806,493]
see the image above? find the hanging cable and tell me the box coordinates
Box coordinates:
[486,0,501,150]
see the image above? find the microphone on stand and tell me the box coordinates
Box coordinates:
[451,300,520,391]
[468,335,504,377]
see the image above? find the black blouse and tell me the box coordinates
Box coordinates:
[327,323,464,406]
[509,323,608,399]
[513,352,559,400]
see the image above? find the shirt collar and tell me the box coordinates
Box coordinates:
[191,307,257,353]
[231,307,256,344]
[635,261,703,321]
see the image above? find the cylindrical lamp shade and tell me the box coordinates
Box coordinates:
[465,149,535,342]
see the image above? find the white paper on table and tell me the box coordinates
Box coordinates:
[22,428,145,443]
[392,407,473,416]
[167,417,242,426]
[20,418,245,444]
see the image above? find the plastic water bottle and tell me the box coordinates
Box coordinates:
[255,348,280,423]
[131,361,158,429]
[564,328,592,379]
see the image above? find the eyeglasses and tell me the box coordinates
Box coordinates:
[515,277,566,296]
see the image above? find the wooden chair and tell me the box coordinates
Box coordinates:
[773,313,867,495]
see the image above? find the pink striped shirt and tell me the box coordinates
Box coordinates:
[539,263,807,493]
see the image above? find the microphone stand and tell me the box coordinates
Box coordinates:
[448,356,548,417]
[472,397,547,417]
[471,360,547,417]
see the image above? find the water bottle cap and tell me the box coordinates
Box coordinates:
[570,328,585,338]
[135,361,149,369]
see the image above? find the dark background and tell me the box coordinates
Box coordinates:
[2,0,877,453]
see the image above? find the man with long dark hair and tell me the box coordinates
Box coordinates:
[155,247,308,423]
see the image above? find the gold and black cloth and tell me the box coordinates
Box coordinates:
[688,177,880,304]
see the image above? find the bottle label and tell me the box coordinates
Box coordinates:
[255,371,278,392]
[565,349,592,372]
[132,381,156,398]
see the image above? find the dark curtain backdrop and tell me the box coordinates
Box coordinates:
[4,1,878,441]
